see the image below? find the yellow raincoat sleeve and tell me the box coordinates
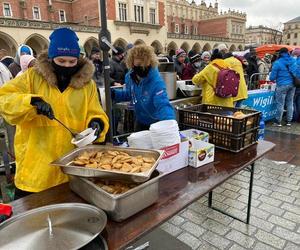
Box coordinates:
[192,70,206,87]
[85,81,109,142]
[0,70,41,125]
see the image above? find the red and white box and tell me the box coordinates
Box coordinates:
[157,140,189,174]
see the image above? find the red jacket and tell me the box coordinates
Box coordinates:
[182,63,197,80]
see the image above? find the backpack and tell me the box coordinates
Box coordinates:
[213,63,240,98]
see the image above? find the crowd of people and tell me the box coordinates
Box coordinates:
[1,28,300,198]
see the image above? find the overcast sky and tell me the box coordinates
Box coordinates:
[194,0,300,29]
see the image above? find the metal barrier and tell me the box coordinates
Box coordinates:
[248,73,270,90]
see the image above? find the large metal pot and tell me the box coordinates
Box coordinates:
[158,62,177,100]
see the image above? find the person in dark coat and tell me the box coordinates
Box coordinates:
[109,46,126,86]
[90,47,104,87]
[174,48,187,80]
[245,47,259,82]
[182,51,201,80]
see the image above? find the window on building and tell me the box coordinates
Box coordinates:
[184,25,189,34]
[232,25,236,34]
[118,2,127,21]
[193,26,198,35]
[3,3,12,17]
[134,5,144,22]
[295,33,298,38]
[175,24,179,33]
[287,33,291,39]
[33,6,41,20]
[59,10,66,22]
[150,8,156,24]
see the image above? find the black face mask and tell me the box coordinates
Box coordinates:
[133,66,151,78]
[51,61,79,78]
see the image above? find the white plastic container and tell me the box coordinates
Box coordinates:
[150,120,180,149]
[71,128,97,148]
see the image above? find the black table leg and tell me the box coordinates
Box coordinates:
[207,163,255,224]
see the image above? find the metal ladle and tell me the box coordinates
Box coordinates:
[53,117,84,140]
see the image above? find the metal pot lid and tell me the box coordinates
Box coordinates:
[0,203,107,250]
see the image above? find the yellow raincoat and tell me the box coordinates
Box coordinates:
[0,53,109,192]
[192,59,234,107]
[225,56,248,102]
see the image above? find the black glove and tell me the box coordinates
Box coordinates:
[31,97,54,120]
[88,119,104,139]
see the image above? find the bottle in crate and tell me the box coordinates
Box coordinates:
[258,116,265,140]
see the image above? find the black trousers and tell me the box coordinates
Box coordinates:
[134,121,150,132]
[14,188,33,200]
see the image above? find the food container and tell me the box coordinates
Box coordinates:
[69,171,163,222]
[0,203,107,250]
[51,145,164,183]
[71,128,97,147]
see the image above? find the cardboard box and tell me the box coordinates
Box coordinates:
[180,129,209,147]
[188,141,215,168]
[157,140,189,174]
[180,129,215,168]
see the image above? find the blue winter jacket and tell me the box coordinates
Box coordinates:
[269,53,298,86]
[114,67,175,126]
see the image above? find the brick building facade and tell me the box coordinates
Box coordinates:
[0,0,246,57]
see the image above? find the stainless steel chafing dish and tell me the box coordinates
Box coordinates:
[69,170,163,222]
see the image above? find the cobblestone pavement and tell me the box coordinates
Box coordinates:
[160,133,300,249]
[266,122,300,135]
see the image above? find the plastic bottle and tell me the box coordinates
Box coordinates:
[258,117,265,140]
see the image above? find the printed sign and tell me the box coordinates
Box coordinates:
[241,90,276,121]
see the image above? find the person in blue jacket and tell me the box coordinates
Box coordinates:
[292,48,300,121]
[112,45,175,131]
[270,47,298,126]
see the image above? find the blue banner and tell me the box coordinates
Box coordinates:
[241,90,276,121]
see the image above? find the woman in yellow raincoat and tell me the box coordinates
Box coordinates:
[0,28,109,197]
[192,49,234,107]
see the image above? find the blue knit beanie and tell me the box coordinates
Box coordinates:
[48,28,80,59]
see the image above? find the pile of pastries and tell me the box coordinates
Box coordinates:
[94,180,138,195]
[72,150,156,173]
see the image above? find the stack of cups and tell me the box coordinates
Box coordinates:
[127,130,153,149]
[150,120,181,149]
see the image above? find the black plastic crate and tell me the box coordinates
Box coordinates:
[180,123,258,152]
[178,104,261,136]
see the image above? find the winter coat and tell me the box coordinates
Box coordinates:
[109,57,126,85]
[182,63,198,80]
[0,56,14,68]
[192,59,234,107]
[8,45,34,78]
[0,52,109,192]
[16,55,36,77]
[174,59,185,79]
[246,57,259,80]
[224,56,248,102]
[269,53,299,86]
[0,62,12,86]
[114,67,175,126]
[92,59,104,87]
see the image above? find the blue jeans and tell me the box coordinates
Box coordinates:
[275,85,296,123]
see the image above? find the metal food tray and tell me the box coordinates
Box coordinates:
[51,145,164,183]
[69,170,163,222]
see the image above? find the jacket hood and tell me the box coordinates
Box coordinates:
[20,55,35,72]
[15,45,34,65]
[34,52,95,89]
